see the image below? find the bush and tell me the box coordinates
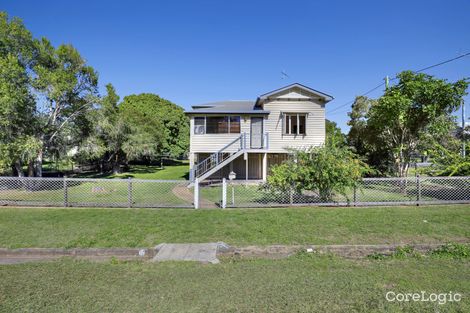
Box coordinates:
[266,141,370,202]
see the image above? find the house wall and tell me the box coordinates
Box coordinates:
[189,100,325,154]
[189,114,252,153]
[262,98,326,153]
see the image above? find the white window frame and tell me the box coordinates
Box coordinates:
[283,113,307,135]
[194,117,206,135]
[194,116,241,134]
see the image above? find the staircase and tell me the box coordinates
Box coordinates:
[192,133,247,182]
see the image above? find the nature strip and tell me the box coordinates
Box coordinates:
[1,243,467,262]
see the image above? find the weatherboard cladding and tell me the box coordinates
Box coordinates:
[187,83,330,153]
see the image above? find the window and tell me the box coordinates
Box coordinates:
[197,116,241,134]
[229,116,241,133]
[284,113,307,135]
[206,116,228,133]
[194,117,205,134]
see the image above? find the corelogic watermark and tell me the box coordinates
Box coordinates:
[386,291,462,305]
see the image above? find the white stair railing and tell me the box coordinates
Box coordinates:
[193,133,246,179]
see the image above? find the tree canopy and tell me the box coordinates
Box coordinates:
[347,71,468,177]
[0,12,189,176]
[119,93,189,158]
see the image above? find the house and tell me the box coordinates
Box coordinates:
[185,83,333,182]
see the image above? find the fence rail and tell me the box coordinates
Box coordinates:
[0,176,469,209]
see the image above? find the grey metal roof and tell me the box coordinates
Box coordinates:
[186,83,334,114]
[186,100,270,114]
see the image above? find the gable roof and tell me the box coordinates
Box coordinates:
[256,83,334,104]
[185,83,333,114]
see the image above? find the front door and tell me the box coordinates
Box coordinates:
[250,117,263,149]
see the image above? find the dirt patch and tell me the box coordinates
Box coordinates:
[0,248,155,264]
[218,243,460,259]
[171,184,218,209]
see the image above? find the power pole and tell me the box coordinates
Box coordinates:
[463,99,466,158]
[384,76,389,90]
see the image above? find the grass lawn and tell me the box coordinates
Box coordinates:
[200,179,470,207]
[0,162,193,207]
[105,163,189,180]
[0,255,468,312]
[0,179,192,207]
[0,205,468,248]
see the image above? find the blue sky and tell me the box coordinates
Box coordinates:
[3,0,470,131]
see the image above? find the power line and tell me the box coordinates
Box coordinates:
[327,51,470,116]
[328,82,384,114]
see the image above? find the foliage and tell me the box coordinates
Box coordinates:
[0,18,38,175]
[1,12,188,176]
[77,86,174,173]
[347,96,393,176]
[348,71,469,177]
[425,143,470,176]
[119,93,189,157]
[431,243,470,259]
[32,40,99,176]
[325,119,346,146]
[267,141,370,201]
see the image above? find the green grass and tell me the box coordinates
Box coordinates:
[0,256,468,312]
[0,205,468,248]
[106,163,189,180]
[200,179,470,207]
[0,179,192,207]
[1,162,193,207]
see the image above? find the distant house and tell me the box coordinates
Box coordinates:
[185,83,333,182]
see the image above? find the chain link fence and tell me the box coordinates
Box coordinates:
[0,176,469,208]
[209,176,470,208]
[0,177,193,208]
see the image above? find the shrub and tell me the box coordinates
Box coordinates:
[266,141,370,202]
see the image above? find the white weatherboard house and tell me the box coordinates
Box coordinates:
[186,83,333,182]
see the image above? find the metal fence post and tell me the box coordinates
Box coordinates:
[63,176,68,207]
[222,178,227,209]
[353,185,357,207]
[289,184,294,205]
[194,178,199,209]
[416,174,421,206]
[127,178,133,208]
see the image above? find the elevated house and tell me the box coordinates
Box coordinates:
[186,83,333,182]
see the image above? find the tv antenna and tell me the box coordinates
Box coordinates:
[281,71,290,79]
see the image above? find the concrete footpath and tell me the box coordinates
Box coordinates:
[0,243,459,265]
[153,242,230,264]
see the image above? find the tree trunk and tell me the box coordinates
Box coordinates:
[35,149,43,177]
[27,160,35,177]
[14,160,25,177]
[113,153,121,174]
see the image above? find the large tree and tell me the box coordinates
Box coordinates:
[0,13,39,176]
[363,71,468,177]
[78,85,167,173]
[119,93,189,157]
[32,40,99,176]
[0,55,38,175]
[76,84,130,173]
